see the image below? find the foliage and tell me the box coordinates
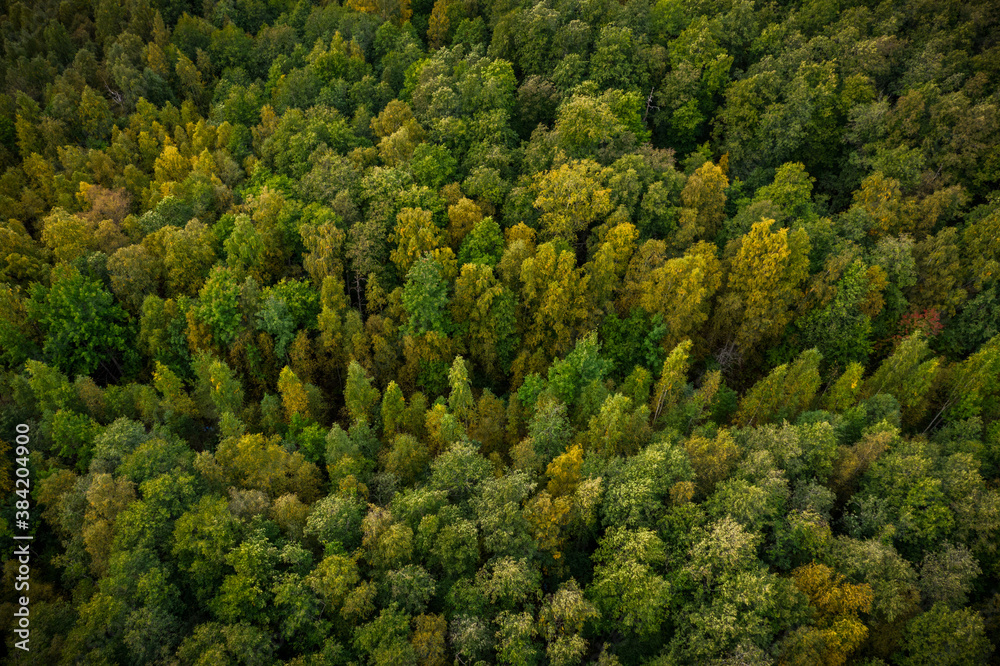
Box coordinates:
[2,1,999,664]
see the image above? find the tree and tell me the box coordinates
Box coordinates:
[172,495,239,604]
[277,366,312,422]
[716,219,810,353]
[863,332,939,422]
[471,470,536,559]
[27,264,134,379]
[82,473,136,577]
[601,437,692,529]
[553,90,647,159]
[108,244,160,315]
[304,494,366,553]
[894,603,992,666]
[754,162,818,224]
[633,241,724,351]
[798,260,881,369]
[403,256,452,337]
[494,610,541,666]
[589,527,669,638]
[193,267,242,350]
[676,160,728,245]
[345,360,381,425]
[651,339,693,426]
[583,393,651,458]
[457,216,503,268]
[516,242,590,376]
[0,218,49,287]
[918,544,981,609]
[780,563,873,666]
[448,356,473,424]
[451,263,519,380]
[685,430,739,498]
[347,0,413,25]
[385,434,431,488]
[910,227,967,316]
[932,334,1000,426]
[539,579,599,666]
[962,206,1000,292]
[586,222,638,309]
[654,18,733,152]
[734,348,822,426]
[533,160,612,243]
[212,433,322,502]
[153,361,199,421]
[300,210,347,285]
[392,208,444,277]
[823,362,865,413]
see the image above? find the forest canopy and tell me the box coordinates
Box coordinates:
[1,0,1000,664]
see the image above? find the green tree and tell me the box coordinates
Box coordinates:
[403,256,452,336]
[734,348,822,426]
[895,603,992,666]
[863,332,939,422]
[458,216,504,268]
[589,527,669,638]
[345,360,381,425]
[27,264,134,379]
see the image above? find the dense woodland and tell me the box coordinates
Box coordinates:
[1,0,999,663]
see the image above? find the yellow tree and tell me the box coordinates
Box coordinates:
[428,0,451,49]
[718,219,810,353]
[684,429,738,498]
[636,241,724,351]
[0,219,49,285]
[516,242,590,378]
[82,473,136,577]
[370,99,425,165]
[451,263,517,380]
[412,614,448,666]
[213,433,323,503]
[533,159,612,243]
[40,208,96,263]
[447,197,483,249]
[823,363,865,413]
[546,443,584,498]
[585,222,638,310]
[675,160,728,246]
[277,366,310,422]
[650,339,693,426]
[391,207,444,277]
[301,214,347,286]
[347,0,412,25]
[852,171,903,238]
[781,563,873,666]
[144,219,217,298]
